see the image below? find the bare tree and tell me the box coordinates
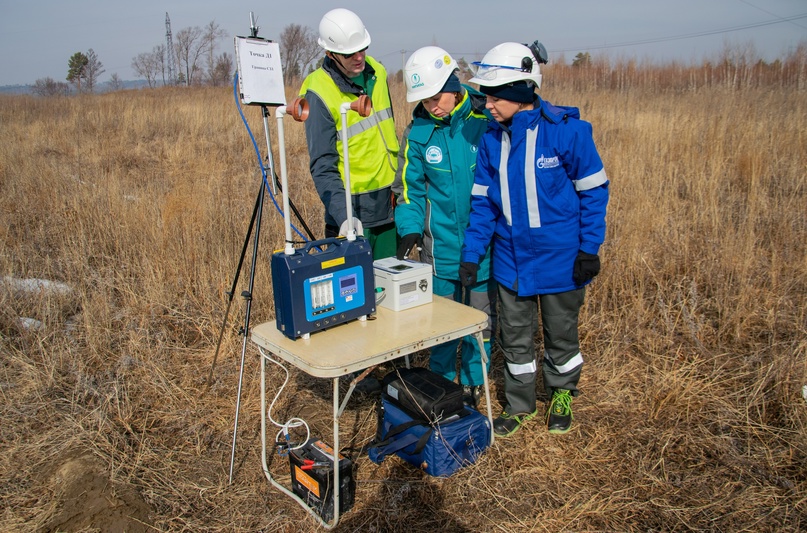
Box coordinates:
[279,23,321,83]
[132,44,176,88]
[784,40,807,90]
[718,40,759,89]
[128,18,229,88]
[208,52,234,86]
[84,48,105,93]
[175,22,223,86]
[33,77,70,97]
[132,50,160,88]
[175,26,203,85]
[151,44,170,85]
[108,73,123,92]
[202,21,226,84]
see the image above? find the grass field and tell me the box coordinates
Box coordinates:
[1,60,805,531]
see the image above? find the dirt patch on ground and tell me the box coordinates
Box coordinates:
[37,450,153,533]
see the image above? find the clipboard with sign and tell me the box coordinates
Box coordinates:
[234,36,286,106]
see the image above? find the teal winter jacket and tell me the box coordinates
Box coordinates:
[392,86,492,280]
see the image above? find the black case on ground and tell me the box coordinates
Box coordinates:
[381,367,465,423]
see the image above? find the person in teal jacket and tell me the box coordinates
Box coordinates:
[392,46,496,408]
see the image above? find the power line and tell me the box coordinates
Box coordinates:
[549,12,807,54]
[735,0,807,31]
[375,12,807,62]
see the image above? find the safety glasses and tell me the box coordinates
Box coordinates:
[470,61,530,81]
[336,46,368,59]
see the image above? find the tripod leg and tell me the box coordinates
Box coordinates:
[229,179,266,484]
[205,180,263,390]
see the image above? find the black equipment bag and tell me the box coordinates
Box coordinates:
[380,367,465,423]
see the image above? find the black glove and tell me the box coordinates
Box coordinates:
[458,262,479,288]
[396,233,422,259]
[572,251,600,285]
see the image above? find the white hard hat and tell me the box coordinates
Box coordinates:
[317,8,371,54]
[404,46,459,103]
[469,42,542,88]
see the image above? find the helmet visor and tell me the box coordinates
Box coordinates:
[470,61,530,82]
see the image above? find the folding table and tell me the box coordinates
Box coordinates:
[250,295,494,528]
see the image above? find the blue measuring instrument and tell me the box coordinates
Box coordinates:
[271,237,375,339]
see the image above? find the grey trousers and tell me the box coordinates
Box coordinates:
[497,284,586,415]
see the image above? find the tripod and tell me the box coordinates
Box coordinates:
[204,14,320,484]
[223,103,274,485]
[206,90,312,482]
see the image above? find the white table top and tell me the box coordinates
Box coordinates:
[251,296,488,378]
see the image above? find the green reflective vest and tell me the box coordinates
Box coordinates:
[299,57,398,194]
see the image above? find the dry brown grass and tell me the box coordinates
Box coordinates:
[1,70,805,532]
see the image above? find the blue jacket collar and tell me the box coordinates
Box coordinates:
[489,96,580,134]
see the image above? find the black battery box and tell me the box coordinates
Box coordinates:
[288,439,355,522]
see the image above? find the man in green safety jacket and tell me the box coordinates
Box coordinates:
[299,8,399,259]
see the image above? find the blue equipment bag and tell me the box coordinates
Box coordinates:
[367,396,491,477]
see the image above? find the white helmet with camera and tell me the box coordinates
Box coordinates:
[469,42,542,88]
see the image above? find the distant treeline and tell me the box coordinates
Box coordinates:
[543,47,807,91]
[6,42,805,97]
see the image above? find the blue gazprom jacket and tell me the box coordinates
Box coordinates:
[461,96,609,296]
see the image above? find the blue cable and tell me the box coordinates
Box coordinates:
[232,71,310,244]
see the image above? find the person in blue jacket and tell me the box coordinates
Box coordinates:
[393,46,496,408]
[460,42,609,437]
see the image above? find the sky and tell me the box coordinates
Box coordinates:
[0,0,805,86]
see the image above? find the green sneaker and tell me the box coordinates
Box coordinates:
[493,409,539,438]
[547,389,573,434]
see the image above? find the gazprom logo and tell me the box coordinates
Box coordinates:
[536,154,560,169]
[425,146,443,163]
[410,73,424,90]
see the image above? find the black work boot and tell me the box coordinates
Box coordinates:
[492,409,539,437]
[546,389,573,434]
[462,385,482,409]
